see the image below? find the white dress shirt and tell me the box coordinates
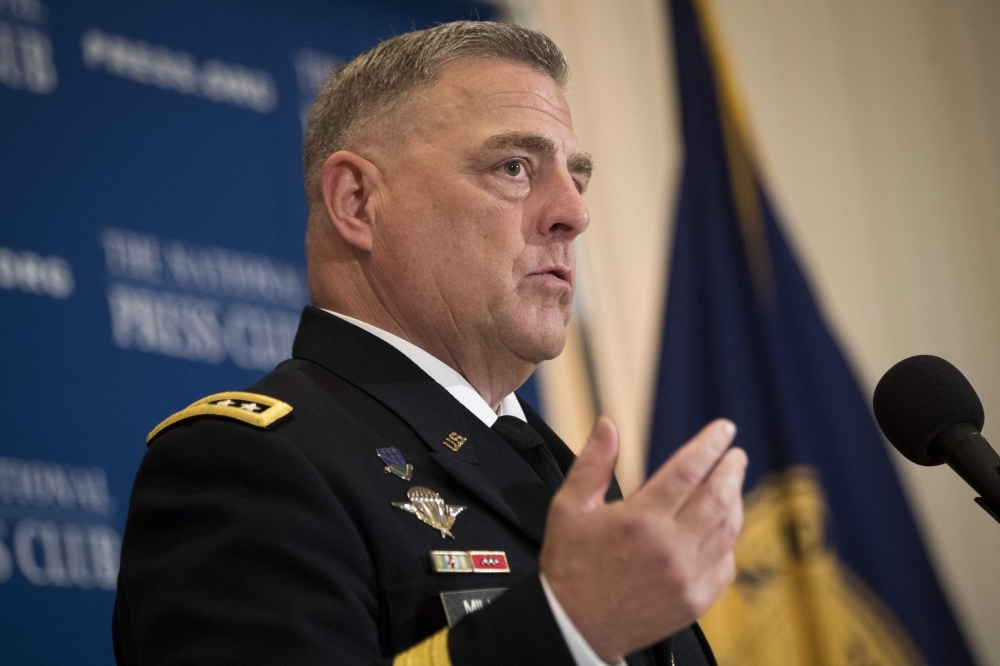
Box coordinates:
[323,310,622,666]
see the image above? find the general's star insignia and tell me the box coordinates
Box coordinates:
[392,486,465,538]
[147,391,293,443]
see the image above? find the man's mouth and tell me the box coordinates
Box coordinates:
[530,265,574,289]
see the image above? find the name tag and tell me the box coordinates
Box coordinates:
[439,587,507,626]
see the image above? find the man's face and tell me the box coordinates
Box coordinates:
[365,58,591,367]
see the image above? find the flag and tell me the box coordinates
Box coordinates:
[647,1,976,664]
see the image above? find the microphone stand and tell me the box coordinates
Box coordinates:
[933,424,1000,527]
[974,497,1000,525]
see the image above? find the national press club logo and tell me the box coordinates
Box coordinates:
[101,227,308,371]
[0,457,119,591]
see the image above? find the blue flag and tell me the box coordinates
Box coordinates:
[647,1,975,664]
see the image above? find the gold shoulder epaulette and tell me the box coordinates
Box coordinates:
[146,391,293,443]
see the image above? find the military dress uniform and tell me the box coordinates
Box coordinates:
[112,306,716,666]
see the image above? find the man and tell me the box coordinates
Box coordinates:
[113,21,746,666]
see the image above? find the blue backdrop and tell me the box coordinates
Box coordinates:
[0,1,497,663]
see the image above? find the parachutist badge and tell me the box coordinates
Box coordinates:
[392,486,465,538]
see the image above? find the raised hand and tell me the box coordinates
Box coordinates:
[539,417,747,662]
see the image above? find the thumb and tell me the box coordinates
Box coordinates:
[560,416,620,511]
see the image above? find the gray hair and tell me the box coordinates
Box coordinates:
[302,20,568,204]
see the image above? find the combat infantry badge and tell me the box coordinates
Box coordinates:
[376,447,413,481]
[392,486,465,538]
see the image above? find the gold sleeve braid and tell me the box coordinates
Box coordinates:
[392,628,452,666]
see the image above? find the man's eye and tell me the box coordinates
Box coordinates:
[502,161,523,177]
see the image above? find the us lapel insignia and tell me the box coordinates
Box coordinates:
[392,486,465,538]
[376,447,413,481]
[443,431,467,452]
[431,550,510,573]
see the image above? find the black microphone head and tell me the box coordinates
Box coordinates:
[873,355,984,466]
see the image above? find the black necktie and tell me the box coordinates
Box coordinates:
[491,415,565,494]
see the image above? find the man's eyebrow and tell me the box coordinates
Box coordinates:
[477,131,595,178]
[567,152,594,179]
[480,131,557,157]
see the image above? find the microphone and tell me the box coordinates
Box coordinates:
[873,355,1000,525]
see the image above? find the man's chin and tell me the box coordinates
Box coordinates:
[504,321,569,365]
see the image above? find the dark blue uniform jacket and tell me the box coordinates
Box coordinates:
[112,306,715,666]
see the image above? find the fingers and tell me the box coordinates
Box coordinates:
[679,445,747,525]
[558,416,620,511]
[638,419,737,513]
[689,449,746,563]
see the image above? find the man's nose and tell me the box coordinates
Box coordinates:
[539,171,590,238]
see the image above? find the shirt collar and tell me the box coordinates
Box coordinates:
[321,309,526,427]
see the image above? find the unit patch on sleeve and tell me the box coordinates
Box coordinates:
[146,391,293,443]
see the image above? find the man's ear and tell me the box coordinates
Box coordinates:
[319,150,382,252]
